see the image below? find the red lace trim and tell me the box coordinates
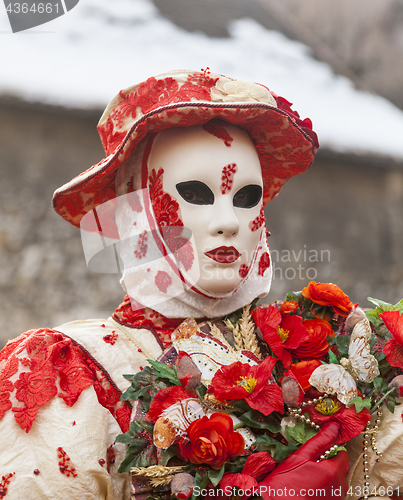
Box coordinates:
[57,447,77,477]
[112,295,183,349]
[0,329,131,433]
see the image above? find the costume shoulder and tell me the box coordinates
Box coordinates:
[0,326,131,434]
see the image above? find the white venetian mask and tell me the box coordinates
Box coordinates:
[147,123,264,294]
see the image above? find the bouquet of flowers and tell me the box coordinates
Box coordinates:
[116,281,403,500]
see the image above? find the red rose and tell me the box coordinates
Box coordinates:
[179,413,244,469]
[280,301,299,314]
[302,281,353,317]
[291,319,334,360]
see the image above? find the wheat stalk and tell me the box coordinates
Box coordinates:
[131,465,184,478]
[149,475,175,487]
[239,305,262,359]
[208,322,234,352]
[224,318,243,351]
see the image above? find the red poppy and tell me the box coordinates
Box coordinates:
[379,311,403,369]
[291,319,334,360]
[209,357,284,416]
[252,306,308,369]
[146,385,192,422]
[280,301,299,314]
[289,359,322,392]
[302,281,353,317]
[179,413,244,469]
[303,396,370,443]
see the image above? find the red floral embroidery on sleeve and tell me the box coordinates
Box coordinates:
[0,472,15,498]
[249,206,265,232]
[103,332,119,345]
[221,163,237,194]
[57,447,77,477]
[107,444,116,473]
[0,329,131,433]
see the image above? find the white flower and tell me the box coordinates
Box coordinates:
[212,77,277,106]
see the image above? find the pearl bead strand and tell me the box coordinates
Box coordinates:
[362,409,382,500]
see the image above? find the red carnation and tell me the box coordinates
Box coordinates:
[209,357,284,416]
[252,306,309,368]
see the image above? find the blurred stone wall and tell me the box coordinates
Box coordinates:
[0,98,402,348]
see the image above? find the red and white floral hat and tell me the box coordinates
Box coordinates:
[52,69,318,235]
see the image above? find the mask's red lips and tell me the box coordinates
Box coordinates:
[204,246,241,264]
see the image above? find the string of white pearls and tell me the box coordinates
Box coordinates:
[287,394,328,431]
[362,409,382,500]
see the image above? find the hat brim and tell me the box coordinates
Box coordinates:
[53,101,316,238]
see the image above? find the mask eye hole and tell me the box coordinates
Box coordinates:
[233,185,262,208]
[176,181,215,205]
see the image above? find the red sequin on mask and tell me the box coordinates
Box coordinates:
[239,264,249,278]
[134,230,148,259]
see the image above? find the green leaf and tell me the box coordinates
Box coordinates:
[239,410,281,433]
[159,445,177,466]
[326,336,337,345]
[255,434,298,462]
[328,349,339,365]
[116,420,157,472]
[365,309,383,329]
[367,297,393,311]
[393,298,403,313]
[325,445,347,459]
[207,465,226,487]
[196,384,207,400]
[191,471,209,500]
[373,377,389,393]
[286,418,318,445]
[386,396,396,413]
[350,396,372,413]
[335,335,351,357]
[147,359,181,385]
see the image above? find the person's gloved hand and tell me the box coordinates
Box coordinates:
[258,422,349,500]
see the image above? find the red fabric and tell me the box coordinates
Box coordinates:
[112,295,183,349]
[259,422,349,500]
[0,328,131,433]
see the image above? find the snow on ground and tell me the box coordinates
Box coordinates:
[1,0,403,159]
